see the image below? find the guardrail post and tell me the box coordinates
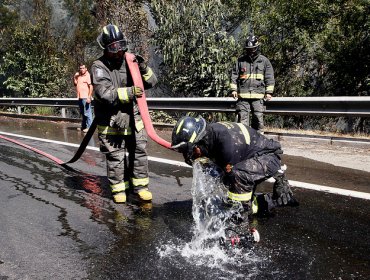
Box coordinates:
[61,108,66,118]
[17,106,21,114]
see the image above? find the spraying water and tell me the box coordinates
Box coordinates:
[189,158,243,249]
[158,158,266,278]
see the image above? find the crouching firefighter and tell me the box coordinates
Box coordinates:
[91,24,158,203]
[171,116,299,245]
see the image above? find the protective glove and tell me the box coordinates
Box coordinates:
[276,192,292,206]
[135,54,147,72]
[110,111,130,129]
[131,86,143,98]
[273,175,299,207]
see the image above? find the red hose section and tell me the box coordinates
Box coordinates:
[0,134,64,165]
[125,53,172,149]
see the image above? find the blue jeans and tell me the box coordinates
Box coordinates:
[78,98,93,129]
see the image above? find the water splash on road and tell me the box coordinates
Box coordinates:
[158,159,265,278]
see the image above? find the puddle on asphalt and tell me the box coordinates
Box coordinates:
[157,159,270,279]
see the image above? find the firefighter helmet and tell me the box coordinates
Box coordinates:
[97,24,128,53]
[171,116,206,152]
[245,35,260,49]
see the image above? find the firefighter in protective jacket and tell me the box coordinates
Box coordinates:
[230,35,275,133]
[171,116,298,216]
[91,24,157,203]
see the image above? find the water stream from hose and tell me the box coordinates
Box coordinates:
[158,159,266,278]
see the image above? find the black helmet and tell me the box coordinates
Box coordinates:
[171,116,206,152]
[245,35,260,49]
[97,24,128,53]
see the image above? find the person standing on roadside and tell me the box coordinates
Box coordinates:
[230,35,275,134]
[74,64,93,132]
[91,24,158,204]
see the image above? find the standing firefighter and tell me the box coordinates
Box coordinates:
[91,24,158,203]
[230,35,275,133]
[171,116,298,243]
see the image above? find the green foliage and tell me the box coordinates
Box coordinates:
[0,4,18,43]
[246,0,369,97]
[64,0,99,64]
[0,1,69,97]
[0,0,368,101]
[94,0,149,56]
[150,110,177,124]
[150,0,369,98]
[318,0,370,96]
[32,106,55,116]
[0,4,19,93]
[150,0,240,97]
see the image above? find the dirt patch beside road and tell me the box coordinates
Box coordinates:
[276,136,370,173]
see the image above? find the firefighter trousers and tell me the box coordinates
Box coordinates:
[236,99,265,132]
[224,153,281,195]
[98,128,149,193]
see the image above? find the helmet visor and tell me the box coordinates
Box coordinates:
[171,142,188,153]
[245,46,257,54]
[106,40,128,53]
[171,142,195,166]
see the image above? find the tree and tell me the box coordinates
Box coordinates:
[64,0,100,66]
[0,2,19,95]
[319,0,369,96]
[245,0,369,97]
[0,0,69,97]
[150,0,368,98]
[150,0,244,97]
[94,0,150,57]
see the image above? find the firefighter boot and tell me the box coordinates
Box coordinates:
[221,211,260,248]
[113,191,127,203]
[135,187,153,201]
[254,193,277,216]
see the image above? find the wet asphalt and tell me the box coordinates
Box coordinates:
[0,116,369,280]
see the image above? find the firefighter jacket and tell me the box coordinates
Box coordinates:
[196,122,282,169]
[91,53,158,134]
[230,54,275,99]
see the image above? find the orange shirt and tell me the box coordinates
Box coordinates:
[76,71,91,99]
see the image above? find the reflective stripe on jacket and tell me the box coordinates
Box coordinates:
[230,54,275,99]
[97,119,144,136]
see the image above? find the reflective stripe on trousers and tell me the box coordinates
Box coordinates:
[131,177,149,187]
[98,125,132,135]
[98,128,149,189]
[111,181,129,193]
[227,191,252,201]
[227,191,259,214]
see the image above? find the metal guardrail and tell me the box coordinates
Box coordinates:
[0,96,369,117]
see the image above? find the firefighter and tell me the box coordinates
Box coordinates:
[230,35,275,133]
[171,116,298,220]
[91,24,157,203]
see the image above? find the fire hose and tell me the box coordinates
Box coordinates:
[0,52,172,168]
[125,52,172,149]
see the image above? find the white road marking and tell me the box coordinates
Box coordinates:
[288,180,370,200]
[1,131,369,200]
